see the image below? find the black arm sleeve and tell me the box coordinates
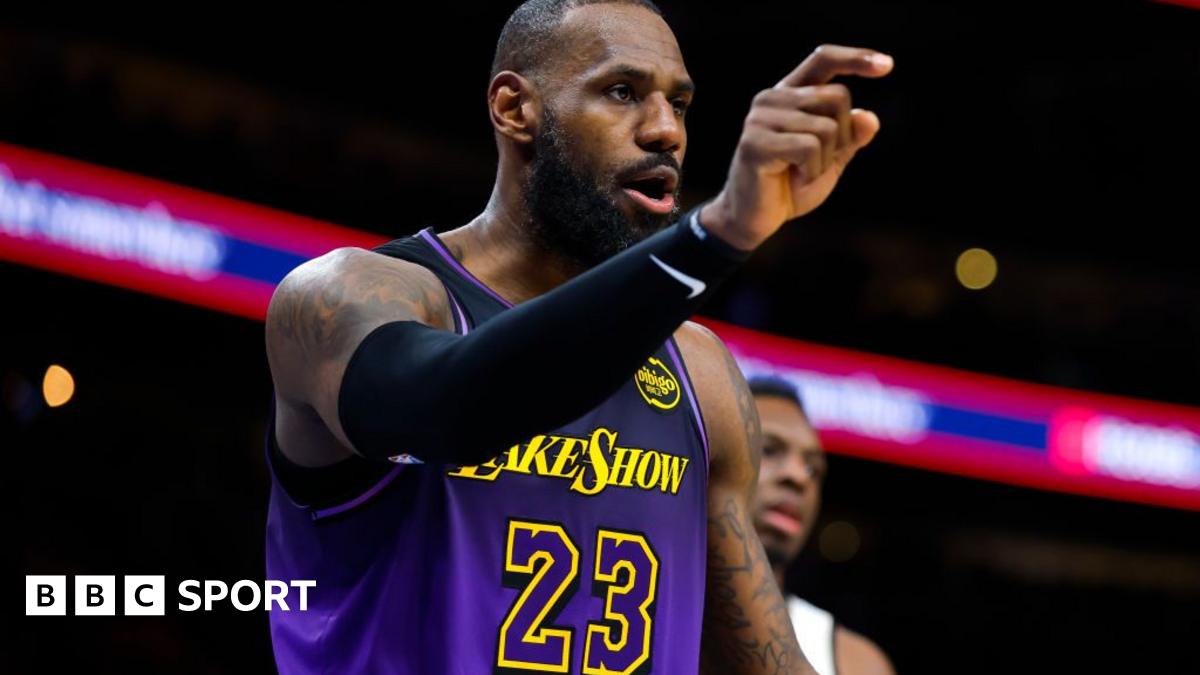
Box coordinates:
[338,206,750,464]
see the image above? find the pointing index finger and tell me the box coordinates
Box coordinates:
[776,45,894,88]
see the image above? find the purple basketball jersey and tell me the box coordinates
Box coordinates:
[266,228,709,674]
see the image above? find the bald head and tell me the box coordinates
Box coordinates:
[491,0,664,82]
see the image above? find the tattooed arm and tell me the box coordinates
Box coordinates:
[676,322,817,675]
[265,248,453,466]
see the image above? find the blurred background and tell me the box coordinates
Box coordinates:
[7,1,1199,672]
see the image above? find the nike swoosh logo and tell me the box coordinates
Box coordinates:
[650,255,706,299]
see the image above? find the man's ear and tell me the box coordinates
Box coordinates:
[488,70,542,145]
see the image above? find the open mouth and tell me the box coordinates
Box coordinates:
[620,167,678,215]
[759,499,805,537]
[625,176,669,200]
[762,507,804,536]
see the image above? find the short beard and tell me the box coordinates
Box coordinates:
[523,109,682,271]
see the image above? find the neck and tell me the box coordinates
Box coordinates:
[774,565,787,593]
[437,168,582,306]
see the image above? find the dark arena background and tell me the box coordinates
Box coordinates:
[8,2,1200,673]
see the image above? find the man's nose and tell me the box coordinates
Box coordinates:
[634,93,684,154]
[779,452,817,489]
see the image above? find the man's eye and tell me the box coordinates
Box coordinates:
[607,84,634,102]
[672,99,688,116]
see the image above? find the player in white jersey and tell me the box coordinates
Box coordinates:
[749,375,896,675]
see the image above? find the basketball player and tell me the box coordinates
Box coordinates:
[263,1,892,672]
[750,376,896,675]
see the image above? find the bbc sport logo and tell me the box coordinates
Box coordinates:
[25,576,315,616]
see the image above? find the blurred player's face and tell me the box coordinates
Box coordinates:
[752,395,827,568]
[525,4,692,269]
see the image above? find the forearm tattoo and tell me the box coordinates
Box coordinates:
[702,496,808,675]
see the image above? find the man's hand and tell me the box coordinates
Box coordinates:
[702,45,893,251]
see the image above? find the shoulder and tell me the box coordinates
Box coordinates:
[673,321,757,473]
[265,245,453,399]
[269,246,440,310]
[834,625,896,675]
[266,246,450,341]
[674,321,736,390]
[674,320,723,356]
[673,320,738,407]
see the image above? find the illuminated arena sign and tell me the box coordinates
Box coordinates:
[4,141,1198,510]
[0,142,382,319]
[705,319,1200,511]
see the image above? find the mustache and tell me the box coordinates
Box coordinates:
[615,154,683,189]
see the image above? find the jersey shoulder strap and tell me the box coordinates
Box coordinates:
[371,227,506,329]
[788,594,837,675]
